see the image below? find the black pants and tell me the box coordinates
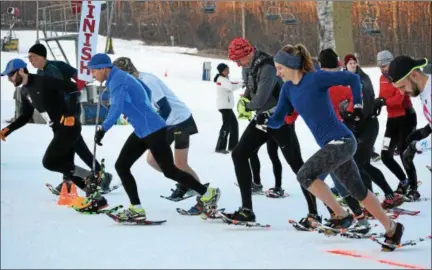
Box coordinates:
[354,117,394,197]
[43,125,84,187]
[249,136,283,187]
[72,135,101,173]
[232,120,306,211]
[381,112,417,185]
[215,109,238,151]
[115,128,207,205]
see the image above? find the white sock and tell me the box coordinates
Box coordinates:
[133,204,142,209]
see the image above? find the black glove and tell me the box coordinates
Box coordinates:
[342,110,356,130]
[256,112,269,125]
[94,125,105,146]
[406,124,432,144]
[373,97,386,116]
[352,104,364,126]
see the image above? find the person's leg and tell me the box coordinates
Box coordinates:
[296,137,362,220]
[249,150,262,185]
[114,132,149,206]
[333,158,398,236]
[74,135,101,172]
[146,128,208,195]
[381,117,407,183]
[266,137,282,188]
[331,173,363,217]
[228,109,239,151]
[215,109,230,152]
[231,120,268,211]
[146,126,175,172]
[400,112,418,192]
[172,132,200,182]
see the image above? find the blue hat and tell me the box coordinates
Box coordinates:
[88,53,113,69]
[1,59,27,76]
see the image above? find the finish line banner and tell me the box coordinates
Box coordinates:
[77,0,102,82]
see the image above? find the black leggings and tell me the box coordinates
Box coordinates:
[232,120,307,211]
[381,113,417,185]
[215,109,238,151]
[355,117,394,197]
[43,126,86,188]
[115,128,207,205]
[249,137,282,187]
[72,135,101,173]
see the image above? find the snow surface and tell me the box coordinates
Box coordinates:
[1,30,431,269]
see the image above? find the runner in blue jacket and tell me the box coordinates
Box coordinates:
[265,44,403,251]
[86,53,220,222]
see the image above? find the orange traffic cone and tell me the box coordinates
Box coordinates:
[68,183,86,208]
[57,183,72,206]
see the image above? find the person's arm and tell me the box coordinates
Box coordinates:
[5,92,35,134]
[267,84,294,129]
[101,85,125,132]
[139,78,171,121]
[217,77,242,92]
[246,65,279,111]
[315,70,362,106]
[154,96,171,121]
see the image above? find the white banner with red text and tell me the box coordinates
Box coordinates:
[77,0,102,82]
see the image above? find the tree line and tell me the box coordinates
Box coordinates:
[1,1,431,65]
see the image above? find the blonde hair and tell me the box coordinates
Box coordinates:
[280,44,315,73]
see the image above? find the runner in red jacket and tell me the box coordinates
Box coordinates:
[374,65,417,196]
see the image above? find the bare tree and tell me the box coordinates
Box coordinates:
[316,1,335,51]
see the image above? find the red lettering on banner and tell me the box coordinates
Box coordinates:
[79,1,97,77]
[83,32,92,47]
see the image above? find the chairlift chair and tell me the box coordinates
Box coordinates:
[202,0,216,14]
[280,12,298,25]
[265,7,280,21]
[361,17,381,36]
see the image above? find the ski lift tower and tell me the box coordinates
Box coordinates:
[36,2,81,66]
[1,7,20,52]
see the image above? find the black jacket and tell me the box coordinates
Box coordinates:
[6,74,79,135]
[356,66,375,119]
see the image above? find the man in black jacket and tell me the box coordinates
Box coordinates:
[27,43,112,194]
[223,37,308,223]
[0,59,96,197]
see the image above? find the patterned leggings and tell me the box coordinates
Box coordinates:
[297,136,368,202]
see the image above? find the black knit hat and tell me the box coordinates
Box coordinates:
[217,63,229,74]
[318,48,340,69]
[28,43,47,58]
[388,56,428,84]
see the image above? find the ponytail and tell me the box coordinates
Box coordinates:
[295,44,314,73]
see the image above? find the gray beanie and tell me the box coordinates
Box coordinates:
[377,50,394,66]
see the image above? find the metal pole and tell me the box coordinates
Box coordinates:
[241,0,245,38]
[36,0,39,42]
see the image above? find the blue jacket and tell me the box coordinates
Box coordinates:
[102,66,166,138]
[267,70,362,147]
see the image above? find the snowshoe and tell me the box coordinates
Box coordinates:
[265,187,288,198]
